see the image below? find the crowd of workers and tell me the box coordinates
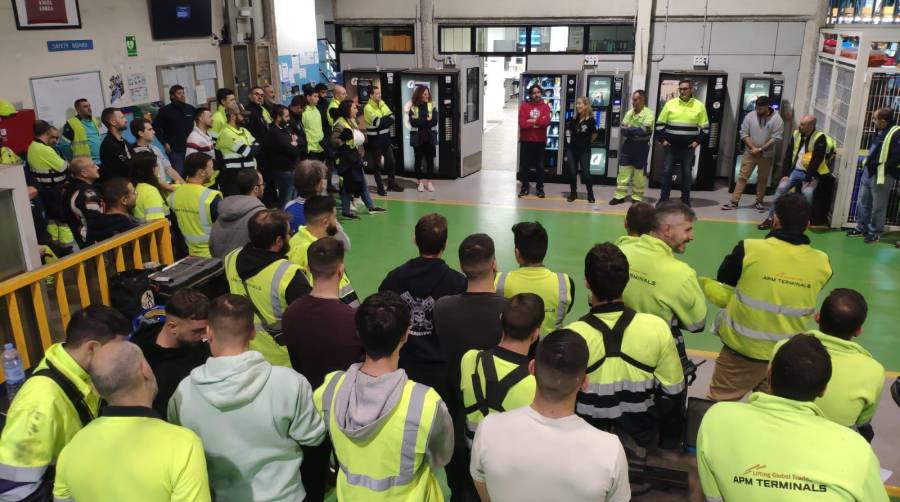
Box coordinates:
[0,79,896,502]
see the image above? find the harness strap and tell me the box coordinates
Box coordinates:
[580,308,656,374]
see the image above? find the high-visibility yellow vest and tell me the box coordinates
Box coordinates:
[223,247,297,367]
[215,124,257,170]
[566,305,684,422]
[314,371,445,501]
[459,347,535,447]
[302,106,325,153]
[262,106,273,124]
[65,116,102,159]
[655,97,709,140]
[334,116,357,149]
[715,237,832,361]
[133,183,169,222]
[791,130,835,176]
[287,226,359,307]
[495,267,573,336]
[0,344,100,498]
[171,183,221,257]
[26,140,67,185]
[364,99,393,137]
[211,106,228,140]
[875,125,899,184]
[697,393,889,502]
[327,98,341,127]
[409,102,435,134]
[1,146,22,164]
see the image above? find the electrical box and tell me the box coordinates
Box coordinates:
[692,55,709,67]
[225,0,265,44]
[444,55,457,67]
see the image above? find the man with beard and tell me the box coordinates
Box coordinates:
[223,209,311,367]
[153,85,196,175]
[215,105,259,196]
[171,153,222,257]
[98,107,133,181]
[63,98,103,165]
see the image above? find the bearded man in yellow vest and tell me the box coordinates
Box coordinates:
[171,153,222,257]
[708,192,832,401]
[698,334,888,502]
[313,292,454,502]
[62,98,103,165]
[224,209,311,367]
[848,106,900,244]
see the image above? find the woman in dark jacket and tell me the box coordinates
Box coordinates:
[408,85,439,192]
[566,96,598,203]
[330,100,385,219]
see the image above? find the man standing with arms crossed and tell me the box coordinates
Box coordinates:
[611,90,654,205]
[364,86,404,196]
[518,85,552,199]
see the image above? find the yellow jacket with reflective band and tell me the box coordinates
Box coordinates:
[327,98,341,127]
[697,392,889,502]
[215,124,256,170]
[171,183,221,257]
[655,97,709,145]
[364,100,393,134]
[618,234,707,332]
[52,407,211,502]
[26,140,67,185]
[566,305,684,421]
[65,116,101,159]
[302,106,325,153]
[714,237,831,360]
[287,226,359,307]
[459,347,535,446]
[0,344,99,500]
[333,116,357,150]
[791,130,835,175]
[495,266,573,336]
[313,371,445,502]
[223,247,296,367]
[773,330,884,428]
[1,146,22,165]
[408,102,434,122]
[876,125,899,184]
[211,106,228,140]
[133,182,169,222]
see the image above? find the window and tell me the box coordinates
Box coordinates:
[465,66,480,123]
[587,25,634,53]
[340,26,376,51]
[530,26,585,53]
[475,27,526,53]
[441,27,472,53]
[379,26,414,52]
[827,0,899,23]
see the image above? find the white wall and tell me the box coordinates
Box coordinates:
[339,53,417,71]
[654,0,821,17]
[0,0,224,111]
[276,0,319,55]
[334,0,415,21]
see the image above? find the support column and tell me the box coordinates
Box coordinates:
[419,0,438,69]
[631,0,654,92]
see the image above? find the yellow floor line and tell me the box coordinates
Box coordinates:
[888,484,900,497]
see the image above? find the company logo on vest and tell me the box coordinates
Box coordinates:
[734,464,827,493]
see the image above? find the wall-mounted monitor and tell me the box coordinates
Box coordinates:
[148,0,212,40]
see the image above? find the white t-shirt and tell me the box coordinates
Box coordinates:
[470,406,631,502]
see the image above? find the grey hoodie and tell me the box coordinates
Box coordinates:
[209,195,266,258]
[329,363,454,468]
[169,351,326,502]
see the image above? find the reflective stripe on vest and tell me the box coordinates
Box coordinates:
[717,310,787,342]
[876,125,899,184]
[497,269,570,334]
[791,130,834,175]
[181,188,214,244]
[734,288,816,317]
[336,117,357,148]
[66,116,99,158]
[225,249,295,328]
[554,272,569,328]
[408,102,434,132]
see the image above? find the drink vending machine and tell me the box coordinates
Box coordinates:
[573,71,628,185]
[397,69,462,179]
[649,70,728,191]
[729,73,785,195]
[517,72,579,182]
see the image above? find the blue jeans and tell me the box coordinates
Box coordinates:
[340,168,374,214]
[273,169,295,210]
[855,169,896,237]
[768,169,818,218]
[169,151,186,176]
[660,146,695,203]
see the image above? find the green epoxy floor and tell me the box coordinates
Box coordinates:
[340,198,900,372]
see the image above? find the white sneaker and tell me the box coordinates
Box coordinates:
[426,181,435,192]
[417,181,425,192]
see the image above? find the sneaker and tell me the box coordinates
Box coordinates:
[567,193,577,202]
[609,198,626,206]
[368,206,386,214]
[341,212,360,220]
[757,218,773,230]
[864,234,880,244]
[388,183,404,192]
[518,185,530,197]
[536,188,545,199]
[754,202,766,212]
[376,188,387,197]
[426,181,435,192]
[721,201,739,210]
[417,181,425,192]
[588,194,596,203]
[846,229,865,237]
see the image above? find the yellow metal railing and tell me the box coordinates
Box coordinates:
[0,220,174,376]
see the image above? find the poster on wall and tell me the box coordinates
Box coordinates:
[127,73,148,102]
[12,0,82,30]
[108,74,124,105]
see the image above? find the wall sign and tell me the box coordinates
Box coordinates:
[125,35,137,57]
[12,0,82,30]
[47,39,93,52]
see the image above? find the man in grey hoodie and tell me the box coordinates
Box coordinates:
[313,292,454,501]
[168,294,326,502]
[209,167,266,258]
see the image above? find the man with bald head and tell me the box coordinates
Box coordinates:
[53,341,211,502]
[327,85,347,128]
[324,84,347,191]
[759,114,833,230]
[61,156,105,247]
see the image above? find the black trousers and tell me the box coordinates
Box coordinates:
[366,143,397,190]
[519,141,546,189]
[413,145,436,180]
[299,438,333,502]
[568,148,593,196]
[217,167,240,197]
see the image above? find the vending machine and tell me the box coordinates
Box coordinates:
[729,73,785,194]
[573,71,629,185]
[517,72,579,182]
[343,69,406,168]
[649,70,728,191]
[397,69,462,179]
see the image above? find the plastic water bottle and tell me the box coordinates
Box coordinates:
[3,343,26,402]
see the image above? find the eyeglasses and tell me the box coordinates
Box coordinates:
[252,92,264,97]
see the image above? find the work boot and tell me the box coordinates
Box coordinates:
[536,187,545,199]
[567,191,577,202]
[518,185,530,197]
[609,198,626,206]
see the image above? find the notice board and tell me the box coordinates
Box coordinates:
[30,71,105,128]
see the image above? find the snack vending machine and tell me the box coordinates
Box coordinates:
[517,72,579,182]
[729,73,785,194]
[575,72,628,185]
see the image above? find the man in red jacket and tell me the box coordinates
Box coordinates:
[519,85,552,198]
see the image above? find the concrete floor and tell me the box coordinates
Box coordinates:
[349,101,900,498]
